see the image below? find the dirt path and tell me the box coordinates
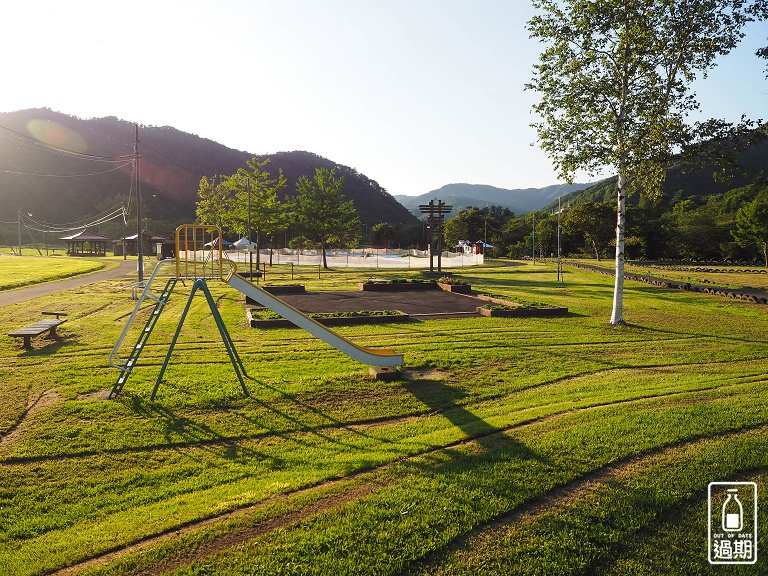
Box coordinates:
[0,389,63,451]
[0,260,137,307]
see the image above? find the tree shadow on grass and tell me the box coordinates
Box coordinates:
[402,373,546,463]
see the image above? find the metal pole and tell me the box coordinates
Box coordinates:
[247,177,253,278]
[532,213,536,265]
[17,211,22,255]
[135,124,144,282]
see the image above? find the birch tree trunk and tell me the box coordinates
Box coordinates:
[610,171,627,325]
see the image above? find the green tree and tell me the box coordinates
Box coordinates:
[527,0,766,324]
[195,176,231,232]
[223,158,287,270]
[501,215,530,258]
[371,223,398,248]
[733,199,768,266]
[668,199,732,261]
[443,207,486,248]
[293,168,361,268]
[563,201,614,261]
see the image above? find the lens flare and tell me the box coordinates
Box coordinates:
[26,118,88,153]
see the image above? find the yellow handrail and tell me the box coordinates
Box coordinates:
[175,225,225,280]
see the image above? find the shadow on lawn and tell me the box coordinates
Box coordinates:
[403,375,546,465]
[127,397,270,463]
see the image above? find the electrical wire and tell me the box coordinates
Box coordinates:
[0,132,131,164]
[22,205,127,231]
[19,206,128,234]
[0,124,134,161]
[139,139,206,177]
[0,160,133,178]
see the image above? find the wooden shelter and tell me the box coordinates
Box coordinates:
[121,231,169,256]
[60,229,112,257]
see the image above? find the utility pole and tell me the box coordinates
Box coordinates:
[135,124,144,282]
[17,210,22,256]
[247,177,253,278]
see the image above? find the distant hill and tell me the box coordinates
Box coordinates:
[395,182,594,218]
[0,108,416,238]
[544,131,768,211]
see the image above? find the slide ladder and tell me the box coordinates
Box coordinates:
[109,270,177,398]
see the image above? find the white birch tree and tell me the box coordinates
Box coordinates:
[527,0,766,324]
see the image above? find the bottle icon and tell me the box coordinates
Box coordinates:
[722,488,743,532]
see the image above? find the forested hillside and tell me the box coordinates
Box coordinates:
[547,132,768,210]
[444,170,768,265]
[0,109,415,243]
[396,182,593,216]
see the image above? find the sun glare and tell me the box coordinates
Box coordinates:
[26,119,88,153]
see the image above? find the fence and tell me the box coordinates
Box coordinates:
[182,247,484,269]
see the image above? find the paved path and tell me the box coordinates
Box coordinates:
[0,260,138,308]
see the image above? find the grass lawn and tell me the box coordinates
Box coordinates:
[0,254,113,291]
[0,258,766,574]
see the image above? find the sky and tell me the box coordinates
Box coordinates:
[1,0,766,197]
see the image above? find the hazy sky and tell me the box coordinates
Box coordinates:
[1,0,766,196]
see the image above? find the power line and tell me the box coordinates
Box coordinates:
[18,206,127,234]
[139,139,207,177]
[0,160,133,178]
[0,124,134,161]
[22,205,127,231]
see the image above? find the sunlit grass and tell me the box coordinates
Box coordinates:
[1,258,767,574]
[0,254,112,291]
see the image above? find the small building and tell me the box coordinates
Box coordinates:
[454,239,494,255]
[60,229,112,257]
[121,231,169,256]
[472,240,494,255]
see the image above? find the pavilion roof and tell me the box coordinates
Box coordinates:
[59,229,113,241]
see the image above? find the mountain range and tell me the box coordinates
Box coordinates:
[0,109,416,235]
[6,108,761,245]
[395,182,594,218]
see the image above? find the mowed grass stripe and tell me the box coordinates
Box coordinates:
[2,376,767,573]
[132,408,768,575]
[409,429,768,576]
[2,261,768,573]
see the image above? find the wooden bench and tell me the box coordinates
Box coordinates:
[9,312,68,349]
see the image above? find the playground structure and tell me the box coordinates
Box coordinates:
[109,225,404,399]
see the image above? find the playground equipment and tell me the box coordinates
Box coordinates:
[109,225,403,399]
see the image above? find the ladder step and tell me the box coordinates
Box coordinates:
[111,274,177,395]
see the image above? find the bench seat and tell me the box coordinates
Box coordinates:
[9,318,67,349]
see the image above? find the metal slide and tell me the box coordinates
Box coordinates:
[226,272,404,368]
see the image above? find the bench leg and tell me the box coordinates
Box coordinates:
[23,336,31,349]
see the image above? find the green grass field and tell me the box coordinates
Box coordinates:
[1,257,766,575]
[0,254,111,291]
